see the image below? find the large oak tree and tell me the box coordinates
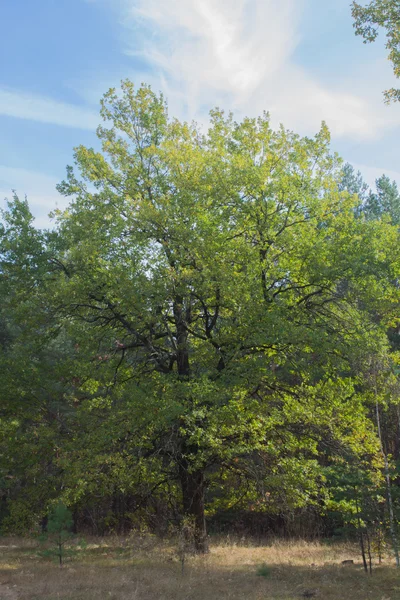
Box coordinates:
[43,82,398,550]
[2,82,399,550]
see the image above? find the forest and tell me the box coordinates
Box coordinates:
[1,4,400,596]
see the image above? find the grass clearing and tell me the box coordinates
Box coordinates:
[0,536,398,599]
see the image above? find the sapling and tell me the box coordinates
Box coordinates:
[39,502,75,566]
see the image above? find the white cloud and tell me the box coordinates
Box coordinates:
[0,89,99,130]
[107,0,400,140]
[131,0,300,92]
[0,166,65,228]
[122,0,303,117]
[262,66,400,140]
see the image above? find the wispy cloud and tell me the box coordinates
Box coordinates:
[0,89,99,130]
[121,0,302,117]
[0,165,64,228]
[103,0,400,140]
[129,0,301,96]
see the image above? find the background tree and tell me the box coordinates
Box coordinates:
[338,162,369,205]
[0,196,78,532]
[352,0,400,103]
[364,174,400,224]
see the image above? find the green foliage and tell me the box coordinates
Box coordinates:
[352,0,400,102]
[38,503,79,566]
[47,502,73,534]
[1,81,400,551]
[364,175,400,224]
[325,460,383,528]
[256,563,271,577]
[338,162,369,205]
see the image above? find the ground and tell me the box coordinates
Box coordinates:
[0,536,398,599]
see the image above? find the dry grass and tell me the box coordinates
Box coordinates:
[0,535,398,599]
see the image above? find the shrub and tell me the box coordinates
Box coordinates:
[256,563,271,577]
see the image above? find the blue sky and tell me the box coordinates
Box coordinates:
[1,0,400,227]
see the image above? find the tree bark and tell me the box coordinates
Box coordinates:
[355,493,368,574]
[375,396,400,567]
[173,296,208,552]
[179,460,208,553]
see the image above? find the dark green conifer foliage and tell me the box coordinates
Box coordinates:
[39,503,74,567]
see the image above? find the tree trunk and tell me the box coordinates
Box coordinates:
[173,297,208,552]
[375,395,400,567]
[366,528,372,574]
[179,461,208,553]
[359,531,368,574]
[355,494,368,574]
